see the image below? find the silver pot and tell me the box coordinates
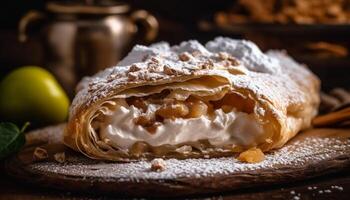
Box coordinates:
[19,0,158,96]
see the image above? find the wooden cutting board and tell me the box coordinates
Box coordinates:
[4,124,350,198]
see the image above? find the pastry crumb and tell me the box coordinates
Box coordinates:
[237,147,265,163]
[175,145,192,154]
[33,147,48,161]
[54,152,66,163]
[151,158,166,171]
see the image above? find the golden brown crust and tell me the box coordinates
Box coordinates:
[64,38,320,161]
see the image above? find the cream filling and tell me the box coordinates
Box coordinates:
[98,104,264,150]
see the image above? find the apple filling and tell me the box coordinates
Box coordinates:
[127,90,256,134]
[94,89,265,157]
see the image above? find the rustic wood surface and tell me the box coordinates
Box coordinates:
[2,125,350,198]
[1,171,350,199]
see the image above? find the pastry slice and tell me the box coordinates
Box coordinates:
[64,37,320,161]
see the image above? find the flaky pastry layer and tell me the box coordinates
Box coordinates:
[64,38,320,161]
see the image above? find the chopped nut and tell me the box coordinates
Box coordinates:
[127,97,148,111]
[33,147,48,161]
[186,99,208,118]
[156,103,189,119]
[218,52,240,66]
[135,115,154,127]
[221,60,232,68]
[145,123,160,134]
[150,57,160,64]
[178,52,191,61]
[127,72,138,81]
[218,52,230,60]
[107,72,121,83]
[88,82,101,92]
[200,60,214,69]
[163,65,178,75]
[134,114,160,134]
[54,152,66,163]
[148,63,163,73]
[237,147,265,163]
[191,50,202,57]
[129,64,141,72]
[151,158,166,171]
[228,57,240,66]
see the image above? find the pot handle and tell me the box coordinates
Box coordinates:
[131,10,159,43]
[18,10,46,42]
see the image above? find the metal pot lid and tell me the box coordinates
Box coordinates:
[47,0,130,15]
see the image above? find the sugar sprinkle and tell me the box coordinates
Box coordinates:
[27,127,350,182]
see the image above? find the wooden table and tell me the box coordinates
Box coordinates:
[1,168,349,200]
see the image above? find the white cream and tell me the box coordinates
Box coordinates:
[99,105,264,150]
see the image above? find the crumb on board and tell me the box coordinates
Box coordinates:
[237,147,265,163]
[27,132,350,182]
[54,152,66,163]
[33,147,48,161]
[151,158,166,172]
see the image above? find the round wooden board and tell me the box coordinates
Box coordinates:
[4,124,350,198]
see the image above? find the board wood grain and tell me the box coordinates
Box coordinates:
[4,124,350,198]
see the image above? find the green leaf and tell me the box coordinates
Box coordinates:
[0,122,27,159]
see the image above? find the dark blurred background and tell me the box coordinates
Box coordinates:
[1,0,350,93]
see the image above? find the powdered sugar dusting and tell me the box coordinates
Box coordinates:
[25,124,65,145]
[206,37,281,73]
[70,37,312,119]
[28,131,350,181]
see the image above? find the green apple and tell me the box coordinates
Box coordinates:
[0,66,70,124]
